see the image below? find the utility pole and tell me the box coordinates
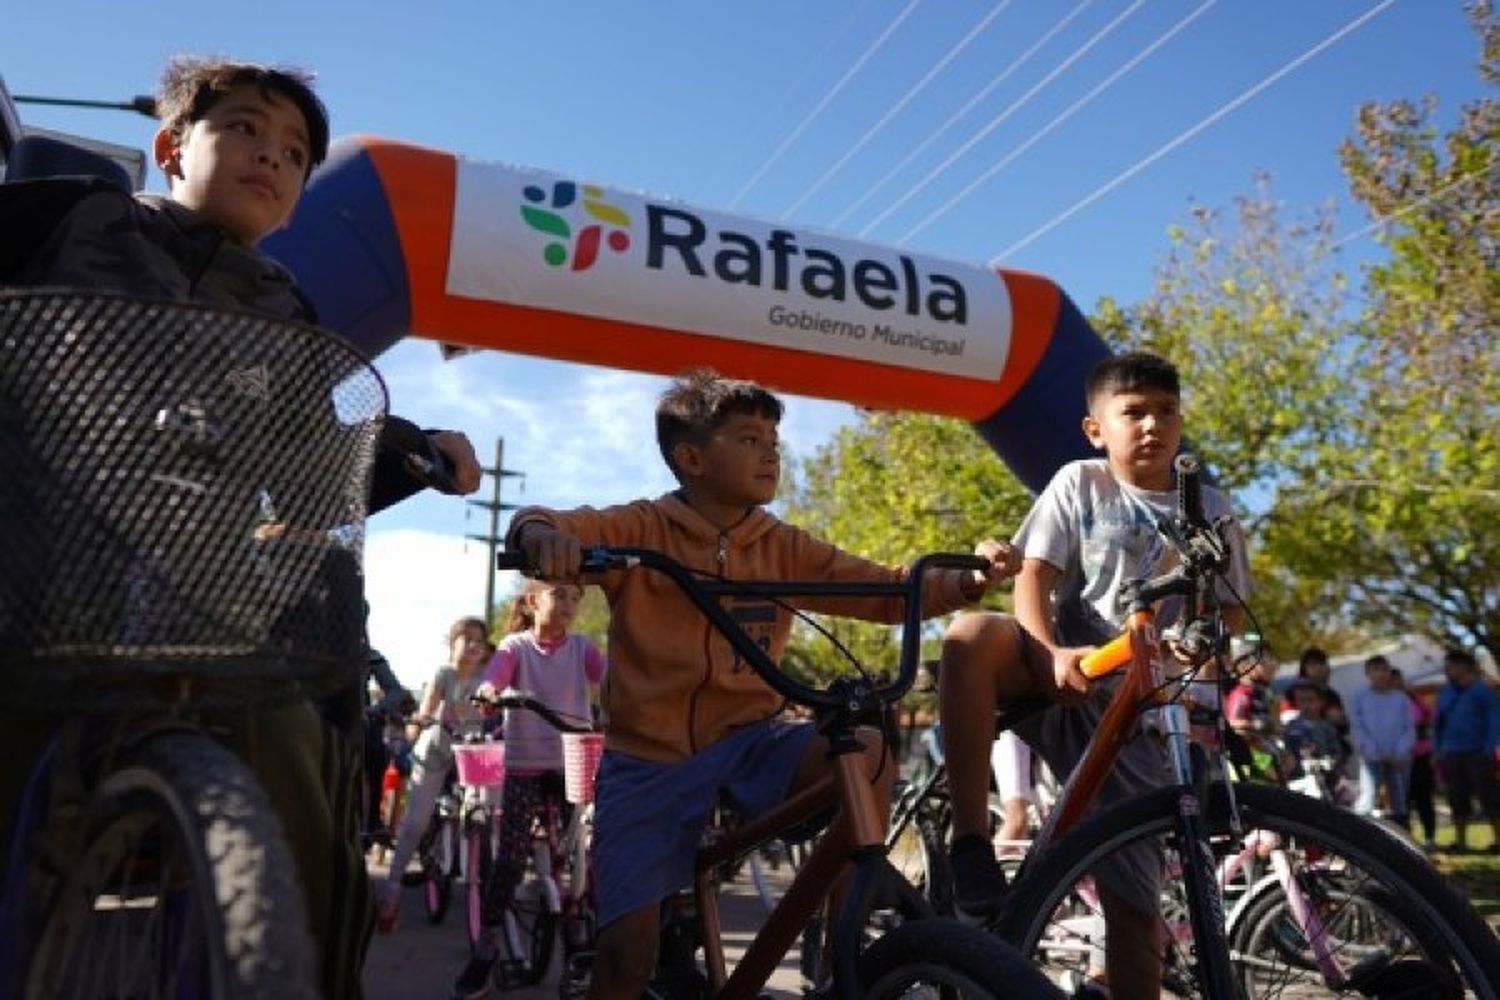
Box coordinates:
[466,438,525,624]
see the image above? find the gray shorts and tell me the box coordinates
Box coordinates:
[592,717,816,930]
[1015,689,1169,913]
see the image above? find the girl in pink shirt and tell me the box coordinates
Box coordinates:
[456,581,606,992]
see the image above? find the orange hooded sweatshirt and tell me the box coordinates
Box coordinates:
[506,493,977,762]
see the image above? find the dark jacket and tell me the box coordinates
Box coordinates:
[0,177,437,512]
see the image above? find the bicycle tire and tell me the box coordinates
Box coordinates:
[857,917,1063,998]
[498,876,558,987]
[466,821,492,950]
[421,817,456,924]
[995,782,1500,998]
[1230,875,1469,998]
[26,731,317,1000]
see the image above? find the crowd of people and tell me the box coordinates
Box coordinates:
[1221,643,1499,855]
[4,49,1497,1000]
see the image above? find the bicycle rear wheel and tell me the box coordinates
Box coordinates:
[996,782,1500,998]
[26,731,317,1000]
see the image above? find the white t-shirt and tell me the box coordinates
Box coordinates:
[1012,458,1252,647]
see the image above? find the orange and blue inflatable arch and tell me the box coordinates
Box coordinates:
[263,137,1111,493]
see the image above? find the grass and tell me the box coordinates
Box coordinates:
[1425,823,1500,925]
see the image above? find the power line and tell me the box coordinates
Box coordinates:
[738,0,881,172]
[860,0,1146,238]
[780,0,1015,220]
[898,0,1217,245]
[827,0,1095,231]
[728,0,924,209]
[993,0,1398,264]
[1332,164,1498,250]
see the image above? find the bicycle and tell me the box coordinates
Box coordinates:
[468,691,602,995]
[500,546,1061,1000]
[403,721,464,927]
[986,455,1500,996]
[0,290,388,998]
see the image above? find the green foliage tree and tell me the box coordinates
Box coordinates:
[780,410,1033,702]
[1263,2,1499,662]
[1091,177,1357,657]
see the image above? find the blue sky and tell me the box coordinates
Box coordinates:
[5,1,1488,684]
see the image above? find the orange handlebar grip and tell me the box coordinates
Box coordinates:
[1079,632,1132,678]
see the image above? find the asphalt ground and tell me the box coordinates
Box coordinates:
[362,854,804,999]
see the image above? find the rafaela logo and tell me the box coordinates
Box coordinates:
[521,181,631,272]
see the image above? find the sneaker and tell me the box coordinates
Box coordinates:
[373,881,400,934]
[949,833,1007,921]
[453,954,496,999]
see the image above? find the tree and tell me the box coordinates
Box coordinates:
[780,410,1034,695]
[1264,2,1499,662]
[1091,177,1358,657]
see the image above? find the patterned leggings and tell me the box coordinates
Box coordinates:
[482,769,567,926]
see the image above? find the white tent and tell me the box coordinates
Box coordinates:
[1323,634,1494,696]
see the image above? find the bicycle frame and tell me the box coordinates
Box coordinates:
[500,548,987,1000]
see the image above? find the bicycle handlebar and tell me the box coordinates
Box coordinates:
[496,546,988,715]
[470,691,597,734]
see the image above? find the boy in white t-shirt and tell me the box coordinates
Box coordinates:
[938,352,1252,997]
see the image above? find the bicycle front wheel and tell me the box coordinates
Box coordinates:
[996,782,1500,998]
[26,731,317,1000]
[857,917,1063,998]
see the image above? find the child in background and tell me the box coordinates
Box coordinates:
[455,581,606,997]
[1350,654,1415,827]
[376,615,491,931]
[1391,668,1437,851]
[1282,683,1344,767]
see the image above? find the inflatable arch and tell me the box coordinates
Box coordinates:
[263,138,1112,493]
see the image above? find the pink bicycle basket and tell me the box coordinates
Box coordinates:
[452,742,507,789]
[561,732,605,804]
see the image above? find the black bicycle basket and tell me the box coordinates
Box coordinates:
[0,290,387,710]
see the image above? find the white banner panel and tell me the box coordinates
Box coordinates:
[446,160,1012,380]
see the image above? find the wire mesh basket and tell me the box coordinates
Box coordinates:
[0,290,387,710]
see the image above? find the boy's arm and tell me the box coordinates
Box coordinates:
[505,501,654,578]
[1013,557,1090,704]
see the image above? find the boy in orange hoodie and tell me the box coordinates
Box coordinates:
[506,370,1017,1000]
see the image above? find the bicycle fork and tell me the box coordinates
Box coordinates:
[1159,702,1238,998]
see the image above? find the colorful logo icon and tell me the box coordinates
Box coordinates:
[521,181,631,272]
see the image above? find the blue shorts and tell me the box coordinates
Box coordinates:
[592,717,816,930]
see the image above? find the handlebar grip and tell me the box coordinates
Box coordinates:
[1079,632,1133,679]
[1175,452,1205,527]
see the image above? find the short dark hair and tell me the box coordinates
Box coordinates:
[1364,654,1391,671]
[1298,646,1329,671]
[1288,681,1325,702]
[1445,647,1478,670]
[1085,351,1180,411]
[656,369,783,480]
[157,56,329,177]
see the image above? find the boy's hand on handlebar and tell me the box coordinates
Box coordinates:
[973,539,1022,584]
[514,522,583,579]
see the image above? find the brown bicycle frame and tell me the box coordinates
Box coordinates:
[1030,607,1177,853]
[687,747,883,1000]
